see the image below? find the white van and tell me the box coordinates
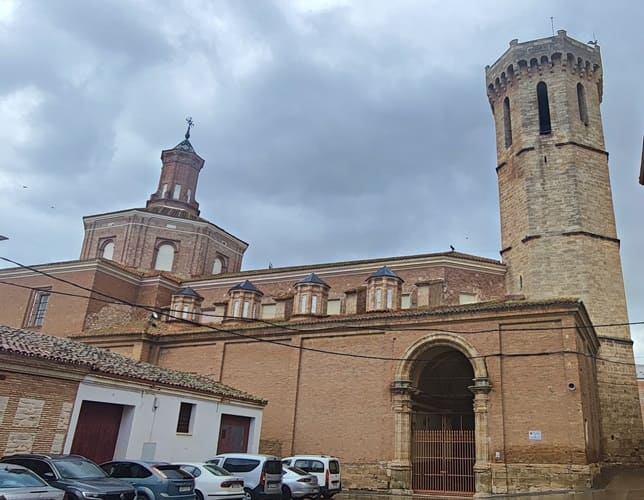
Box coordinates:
[206,454,282,500]
[281,456,341,498]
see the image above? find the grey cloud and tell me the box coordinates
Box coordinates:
[1,0,642,360]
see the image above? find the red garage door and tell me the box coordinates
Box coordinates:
[70,401,123,463]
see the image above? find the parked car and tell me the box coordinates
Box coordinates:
[205,454,282,500]
[101,460,195,500]
[280,466,319,500]
[280,457,340,498]
[177,463,244,500]
[0,463,65,500]
[0,454,136,500]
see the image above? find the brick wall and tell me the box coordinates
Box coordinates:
[0,356,80,456]
[80,211,246,278]
[147,301,605,493]
[185,258,505,323]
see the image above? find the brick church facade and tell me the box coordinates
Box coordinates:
[1,31,642,497]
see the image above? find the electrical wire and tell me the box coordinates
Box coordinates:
[0,256,642,367]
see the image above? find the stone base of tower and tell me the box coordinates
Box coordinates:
[477,463,599,497]
[596,337,644,464]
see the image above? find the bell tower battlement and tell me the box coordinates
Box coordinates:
[486,30,604,160]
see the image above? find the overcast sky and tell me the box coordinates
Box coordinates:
[0,0,642,362]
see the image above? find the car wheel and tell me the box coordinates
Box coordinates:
[195,490,204,500]
[243,488,254,500]
[281,485,292,500]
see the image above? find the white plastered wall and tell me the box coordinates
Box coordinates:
[64,375,263,461]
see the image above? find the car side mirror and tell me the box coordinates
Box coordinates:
[43,472,55,479]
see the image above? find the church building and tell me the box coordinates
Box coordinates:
[0,31,642,497]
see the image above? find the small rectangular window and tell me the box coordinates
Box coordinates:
[401,294,411,309]
[386,288,393,309]
[261,304,276,319]
[300,294,308,313]
[30,289,51,327]
[311,295,318,314]
[375,288,382,309]
[176,402,195,433]
[459,293,478,305]
[327,299,341,315]
[232,300,240,317]
[173,184,182,200]
[182,305,190,319]
[242,301,249,317]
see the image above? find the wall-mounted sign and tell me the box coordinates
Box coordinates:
[528,430,542,441]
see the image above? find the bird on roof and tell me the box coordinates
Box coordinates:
[450,245,455,251]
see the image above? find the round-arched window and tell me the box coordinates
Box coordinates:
[154,243,175,271]
[212,257,223,274]
[101,241,115,260]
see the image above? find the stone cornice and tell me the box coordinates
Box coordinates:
[0,259,142,286]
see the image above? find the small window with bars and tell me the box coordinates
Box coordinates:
[176,402,195,434]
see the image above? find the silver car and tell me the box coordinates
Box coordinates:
[0,463,65,500]
[280,466,319,500]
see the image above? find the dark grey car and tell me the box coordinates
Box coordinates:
[101,460,195,500]
[0,454,136,500]
[0,463,65,500]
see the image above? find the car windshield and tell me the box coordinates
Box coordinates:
[203,464,230,477]
[0,467,48,487]
[286,466,308,476]
[53,459,107,479]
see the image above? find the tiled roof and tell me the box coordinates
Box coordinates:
[145,205,208,223]
[368,265,402,280]
[229,280,263,294]
[173,139,195,153]
[174,287,202,298]
[295,273,329,287]
[0,325,265,405]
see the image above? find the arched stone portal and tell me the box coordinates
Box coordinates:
[389,334,492,497]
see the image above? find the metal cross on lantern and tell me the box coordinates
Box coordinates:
[185,116,194,140]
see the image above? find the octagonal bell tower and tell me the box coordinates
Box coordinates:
[486,30,643,462]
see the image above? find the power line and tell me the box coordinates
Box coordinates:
[0,256,641,367]
[4,275,644,339]
[2,264,643,335]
